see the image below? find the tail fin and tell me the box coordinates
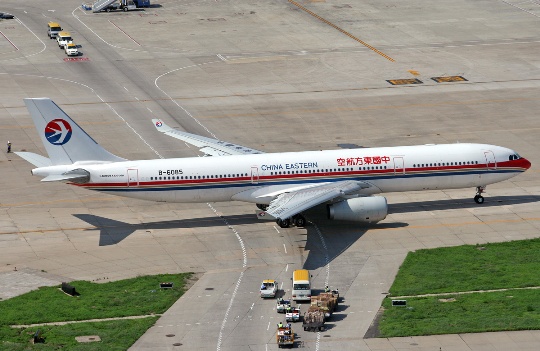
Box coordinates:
[24,98,126,165]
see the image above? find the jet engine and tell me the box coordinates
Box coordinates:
[327,196,387,223]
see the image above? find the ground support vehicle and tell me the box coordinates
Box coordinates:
[56,31,73,49]
[47,22,62,38]
[260,279,278,298]
[310,291,339,320]
[276,298,291,313]
[64,43,78,56]
[104,0,137,12]
[302,307,325,332]
[291,269,311,302]
[276,326,294,348]
[285,307,301,322]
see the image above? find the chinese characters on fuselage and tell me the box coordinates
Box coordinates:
[336,156,390,167]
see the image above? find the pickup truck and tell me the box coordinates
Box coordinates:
[260,279,278,298]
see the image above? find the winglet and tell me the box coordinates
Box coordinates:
[152,119,174,133]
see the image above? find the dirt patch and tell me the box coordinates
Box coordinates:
[364,306,384,338]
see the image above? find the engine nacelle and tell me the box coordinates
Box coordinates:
[327,196,388,223]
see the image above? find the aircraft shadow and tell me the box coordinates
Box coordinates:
[300,205,408,272]
[73,213,259,246]
[74,195,539,249]
[300,194,540,271]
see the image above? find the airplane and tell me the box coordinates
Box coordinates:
[16,98,531,228]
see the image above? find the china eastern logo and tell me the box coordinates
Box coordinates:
[45,119,72,145]
[155,121,163,127]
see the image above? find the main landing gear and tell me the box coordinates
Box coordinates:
[474,186,486,204]
[256,204,306,228]
[277,214,306,228]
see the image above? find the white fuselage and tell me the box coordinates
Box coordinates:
[57,143,529,204]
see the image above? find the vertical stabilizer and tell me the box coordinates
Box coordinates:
[24,98,126,165]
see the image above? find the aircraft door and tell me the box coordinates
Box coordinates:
[393,157,405,174]
[484,151,496,170]
[251,166,259,184]
[127,169,139,187]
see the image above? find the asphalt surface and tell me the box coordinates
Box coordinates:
[0,0,539,350]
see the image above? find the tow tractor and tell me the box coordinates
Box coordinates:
[276,326,294,348]
[285,306,301,323]
[276,298,291,313]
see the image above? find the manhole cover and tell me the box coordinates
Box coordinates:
[166,334,175,337]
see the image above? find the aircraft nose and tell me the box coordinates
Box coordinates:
[520,157,532,170]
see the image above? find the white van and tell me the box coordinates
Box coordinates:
[56,31,73,49]
[47,22,62,39]
[291,269,311,301]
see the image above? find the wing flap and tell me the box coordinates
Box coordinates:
[266,180,371,220]
[152,119,264,156]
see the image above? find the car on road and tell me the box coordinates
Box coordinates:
[56,31,73,49]
[64,43,78,56]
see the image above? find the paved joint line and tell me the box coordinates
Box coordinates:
[287,0,395,62]
[392,286,540,299]
[11,314,161,328]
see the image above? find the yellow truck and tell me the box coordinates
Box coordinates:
[291,269,311,301]
[47,22,62,39]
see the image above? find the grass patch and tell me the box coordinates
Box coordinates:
[389,238,540,296]
[380,289,540,337]
[0,274,191,325]
[0,317,158,351]
[378,238,540,337]
[0,273,192,350]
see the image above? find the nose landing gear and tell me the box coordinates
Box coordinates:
[474,186,486,204]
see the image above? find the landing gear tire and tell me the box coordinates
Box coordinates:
[475,186,486,204]
[293,215,306,227]
[277,218,291,228]
[474,195,484,204]
[256,203,268,211]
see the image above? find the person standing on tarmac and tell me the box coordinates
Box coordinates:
[7,141,11,153]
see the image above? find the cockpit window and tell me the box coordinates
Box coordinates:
[509,154,521,161]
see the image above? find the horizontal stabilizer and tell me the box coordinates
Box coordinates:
[14,152,52,168]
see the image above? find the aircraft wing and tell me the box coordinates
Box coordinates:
[266,180,371,220]
[152,119,264,156]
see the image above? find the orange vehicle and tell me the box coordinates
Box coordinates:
[276,326,294,348]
